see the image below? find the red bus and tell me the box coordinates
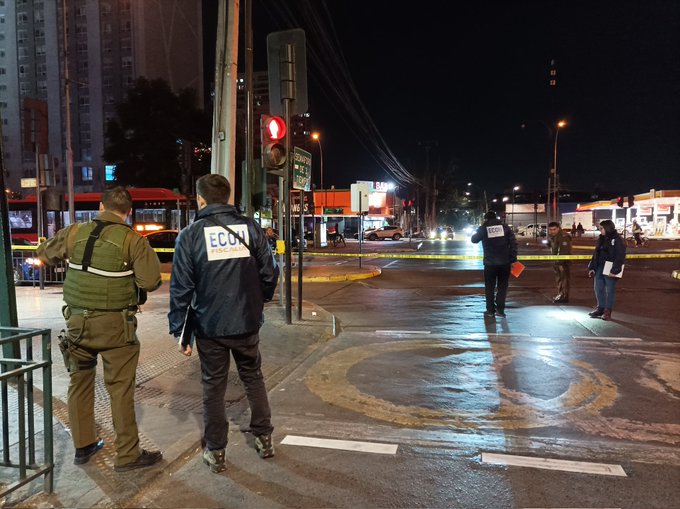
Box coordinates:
[8,187,191,244]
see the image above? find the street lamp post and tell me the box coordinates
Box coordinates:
[311,132,324,244]
[467,182,488,224]
[511,185,520,231]
[549,120,567,225]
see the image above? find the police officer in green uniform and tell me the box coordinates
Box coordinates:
[37,186,163,471]
[548,221,572,303]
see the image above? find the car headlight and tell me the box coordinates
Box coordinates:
[440,231,447,240]
[429,231,436,239]
[26,258,42,266]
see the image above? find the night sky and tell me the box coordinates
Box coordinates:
[235,1,680,196]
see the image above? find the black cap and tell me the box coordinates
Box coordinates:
[484,211,497,221]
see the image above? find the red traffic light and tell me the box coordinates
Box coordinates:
[264,116,286,141]
[616,196,624,208]
[260,115,287,169]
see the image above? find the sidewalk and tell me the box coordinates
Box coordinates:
[1,287,336,508]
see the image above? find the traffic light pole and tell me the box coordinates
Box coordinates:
[297,190,304,321]
[283,96,292,324]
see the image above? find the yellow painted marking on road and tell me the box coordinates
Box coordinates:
[304,340,617,430]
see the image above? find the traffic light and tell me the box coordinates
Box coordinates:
[616,196,624,208]
[627,195,635,207]
[260,115,287,169]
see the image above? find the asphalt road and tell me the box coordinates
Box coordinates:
[136,237,679,508]
[273,241,680,508]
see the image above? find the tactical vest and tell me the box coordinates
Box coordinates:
[63,221,137,310]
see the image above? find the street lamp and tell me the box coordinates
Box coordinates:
[311,132,323,192]
[549,120,567,224]
[467,182,488,224]
[311,132,324,232]
[511,185,520,230]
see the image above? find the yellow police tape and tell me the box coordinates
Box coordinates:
[12,245,680,261]
[300,251,680,261]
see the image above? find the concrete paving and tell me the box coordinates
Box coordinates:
[1,274,344,508]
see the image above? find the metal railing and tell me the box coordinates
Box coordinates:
[10,246,66,286]
[0,327,53,497]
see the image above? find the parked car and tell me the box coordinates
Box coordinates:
[363,225,404,241]
[516,223,547,237]
[143,230,179,262]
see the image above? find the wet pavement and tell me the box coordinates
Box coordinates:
[2,238,679,508]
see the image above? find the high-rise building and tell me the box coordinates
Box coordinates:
[0,0,203,196]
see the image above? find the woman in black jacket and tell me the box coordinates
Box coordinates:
[587,219,626,320]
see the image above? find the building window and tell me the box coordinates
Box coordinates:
[81,166,93,181]
[121,57,132,70]
[103,77,113,88]
[105,94,115,105]
[121,20,131,33]
[37,81,47,95]
[36,46,46,57]
[20,82,31,95]
[78,61,88,73]
[34,11,45,24]
[17,29,28,43]
[19,65,27,78]
[105,165,116,181]
[0,68,6,75]
[34,27,45,39]
[18,47,30,60]
[17,13,29,25]
[549,79,556,86]
[78,95,89,106]
[77,42,88,54]
[37,63,47,76]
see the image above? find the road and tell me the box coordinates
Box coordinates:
[8,237,678,508]
[138,237,680,508]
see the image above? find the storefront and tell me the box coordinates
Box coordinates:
[575,189,680,237]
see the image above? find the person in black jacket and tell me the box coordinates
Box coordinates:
[587,219,626,321]
[168,174,278,473]
[471,211,518,318]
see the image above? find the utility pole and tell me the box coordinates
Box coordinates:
[62,0,75,223]
[243,0,254,217]
[211,0,239,200]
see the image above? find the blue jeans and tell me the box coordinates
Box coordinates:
[594,268,618,310]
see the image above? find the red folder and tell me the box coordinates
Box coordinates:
[511,261,525,278]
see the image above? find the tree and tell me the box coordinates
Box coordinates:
[104,77,211,191]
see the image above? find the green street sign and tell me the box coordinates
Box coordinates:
[292,147,312,191]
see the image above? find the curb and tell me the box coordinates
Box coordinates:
[291,265,382,283]
[162,267,383,284]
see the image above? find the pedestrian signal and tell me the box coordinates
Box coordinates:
[627,195,634,207]
[260,115,287,169]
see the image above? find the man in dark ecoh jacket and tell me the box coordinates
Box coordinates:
[168,174,279,473]
[587,219,626,321]
[471,211,518,318]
